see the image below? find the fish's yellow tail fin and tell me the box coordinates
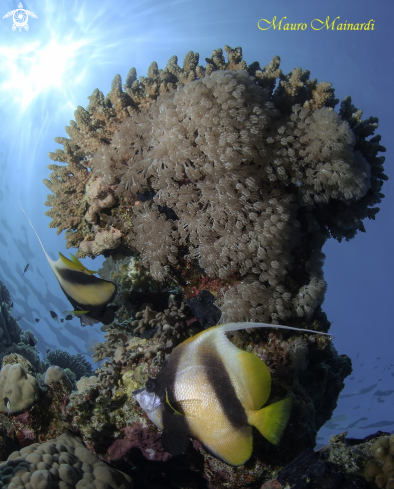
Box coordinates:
[247,398,292,445]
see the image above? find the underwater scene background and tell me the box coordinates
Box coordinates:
[0,0,393,487]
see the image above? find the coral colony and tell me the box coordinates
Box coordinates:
[0,46,388,488]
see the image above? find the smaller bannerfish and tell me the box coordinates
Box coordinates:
[133,321,331,466]
[21,207,117,326]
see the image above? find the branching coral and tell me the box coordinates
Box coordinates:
[45,45,386,326]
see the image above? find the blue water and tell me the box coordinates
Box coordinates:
[0,0,393,448]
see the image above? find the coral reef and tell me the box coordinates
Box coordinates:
[0,279,47,374]
[45,349,93,381]
[44,45,386,328]
[0,300,21,347]
[0,357,79,452]
[261,431,373,488]
[36,45,387,487]
[76,375,98,393]
[261,431,394,489]
[0,432,133,488]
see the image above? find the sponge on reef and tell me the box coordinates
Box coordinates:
[0,431,133,488]
[0,363,39,414]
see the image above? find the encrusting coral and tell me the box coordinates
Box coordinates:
[0,363,39,414]
[44,45,386,327]
[0,432,133,489]
[365,435,394,489]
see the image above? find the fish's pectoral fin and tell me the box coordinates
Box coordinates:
[166,390,183,416]
[161,429,190,456]
[80,314,100,327]
[248,397,292,445]
[166,391,202,417]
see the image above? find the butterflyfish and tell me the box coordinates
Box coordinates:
[21,207,117,326]
[133,321,332,466]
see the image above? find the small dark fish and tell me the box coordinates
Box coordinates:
[65,314,73,321]
[377,357,381,360]
[360,363,364,366]
[23,264,29,275]
[15,315,22,321]
[3,397,10,416]
[350,377,355,380]
[35,318,40,323]
[50,311,58,321]
[60,318,64,323]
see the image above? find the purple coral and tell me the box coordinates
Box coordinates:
[107,421,172,462]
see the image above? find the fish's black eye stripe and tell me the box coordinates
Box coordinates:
[201,347,248,430]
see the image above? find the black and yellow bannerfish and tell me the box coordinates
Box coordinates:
[21,207,117,326]
[133,321,331,466]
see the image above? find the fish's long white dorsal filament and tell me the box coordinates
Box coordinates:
[217,322,333,338]
[20,206,54,265]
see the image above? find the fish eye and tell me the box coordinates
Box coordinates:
[145,378,156,392]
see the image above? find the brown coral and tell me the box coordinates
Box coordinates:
[0,432,133,488]
[365,435,394,488]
